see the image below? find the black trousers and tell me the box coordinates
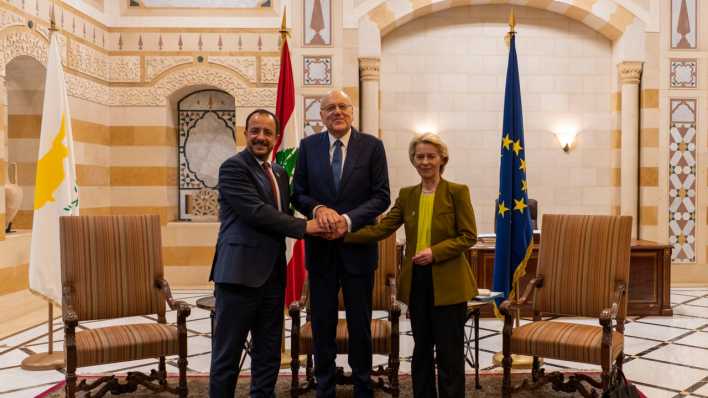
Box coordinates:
[309,258,375,398]
[209,263,285,398]
[409,265,467,398]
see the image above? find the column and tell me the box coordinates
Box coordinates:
[619,61,643,238]
[359,58,380,137]
[0,74,7,241]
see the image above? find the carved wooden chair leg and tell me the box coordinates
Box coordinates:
[306,354,314,385]
[158,356,167,386]
[65,367,77,398]
[291,348,300,397]
[615,352,624,372]
[532,356,541,382]
[600,361,610,392]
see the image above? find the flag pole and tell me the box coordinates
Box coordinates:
[20,2,65,372]
[491,8,534,369]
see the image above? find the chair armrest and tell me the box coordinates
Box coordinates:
[62,286,78,326]
[63,304,78,326]
[289,280,310,318]
[499,276,544,317]
[600,281,626,325]
[387,275,401,317]
[156,278,191,317]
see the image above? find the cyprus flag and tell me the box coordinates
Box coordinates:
[28,33,79,304]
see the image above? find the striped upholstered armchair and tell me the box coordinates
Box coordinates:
[500,214,632,397]
[289,233,400,397]
[60,215,190,398]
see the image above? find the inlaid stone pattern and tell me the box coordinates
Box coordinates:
[303,56,331,86]
[304,96,324,137]
[668,99,697,263]
[671,0,697,49]
[670,59,697,88]
[304,0,331,46]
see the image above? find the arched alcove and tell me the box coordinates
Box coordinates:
[5,55,47,230]
[175,89,237,221]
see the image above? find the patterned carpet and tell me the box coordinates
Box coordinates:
[38,373,613,397]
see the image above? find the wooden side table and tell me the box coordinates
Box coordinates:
[465,300,492,390]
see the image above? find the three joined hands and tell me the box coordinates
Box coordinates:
[304,206,348,240]
[303,206,435,266]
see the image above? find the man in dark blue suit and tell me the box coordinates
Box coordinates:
[293,90,391,398]
[209,109,322,398]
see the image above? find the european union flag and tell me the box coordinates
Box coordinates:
[492,33,533,311]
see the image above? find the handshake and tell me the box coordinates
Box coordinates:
[304,206,348,240]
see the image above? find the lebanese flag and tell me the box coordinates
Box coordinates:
[273,36,306,306]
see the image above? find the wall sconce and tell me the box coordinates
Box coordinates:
[553,125,578,153]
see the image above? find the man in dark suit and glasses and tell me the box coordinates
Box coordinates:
[209,109,323,398]
[292,90,391,397]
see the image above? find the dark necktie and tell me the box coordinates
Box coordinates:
[331,139,343,191]
[261,162,281,211]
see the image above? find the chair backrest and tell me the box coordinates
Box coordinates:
[337,233,397,311]
[533,214,632,320]
[372,233,398,311]
[60,215,166,321]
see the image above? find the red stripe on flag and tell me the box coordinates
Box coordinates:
[273,39,295,158]
[286,239,307,306]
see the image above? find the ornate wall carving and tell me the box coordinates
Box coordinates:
[0,9,24,31]
[0,27,275,108]
[145,56,193,80]
[109,66,275,107]
[208,56,257,83]
[65,73,110,104]
[260,56,279,83]
[68,39,108,81]
[109,56,140,82]
[1,30,48,71]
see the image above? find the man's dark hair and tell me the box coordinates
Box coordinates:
[244,109,280,135]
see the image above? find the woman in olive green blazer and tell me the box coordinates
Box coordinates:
[345,133,477,398]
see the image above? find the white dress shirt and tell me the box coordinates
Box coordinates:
[314,129,353,231]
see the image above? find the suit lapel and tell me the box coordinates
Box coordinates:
[431,179,450,243]
[243,150,276,205]
[273,165,289,212]
[407,184,422,253]
[337,129,360,197]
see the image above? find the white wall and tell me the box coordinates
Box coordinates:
[380,5,615,233]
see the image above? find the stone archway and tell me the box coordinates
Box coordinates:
[4,55,47,230]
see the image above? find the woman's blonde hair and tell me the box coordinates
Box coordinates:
[408,133,449,173]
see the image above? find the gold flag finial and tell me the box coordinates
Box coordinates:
[279,7,289,42]
[49,1,57,32]
[509,8,516,34]
[505,8,516,47]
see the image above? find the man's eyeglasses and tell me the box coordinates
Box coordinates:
[322,103,353,114]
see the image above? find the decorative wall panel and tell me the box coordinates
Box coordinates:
[303,56,331,86]
[208,56,257,82]
[109,56,140,82]
[669,99,697,263]
[670,58,697,88]
[304,0,331,46]
[145,56,193,80]
[304,96,324,137]
[260,56,279,83]
[178,90,237,221]
[68,40,108,81]
[671,0,697,49]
